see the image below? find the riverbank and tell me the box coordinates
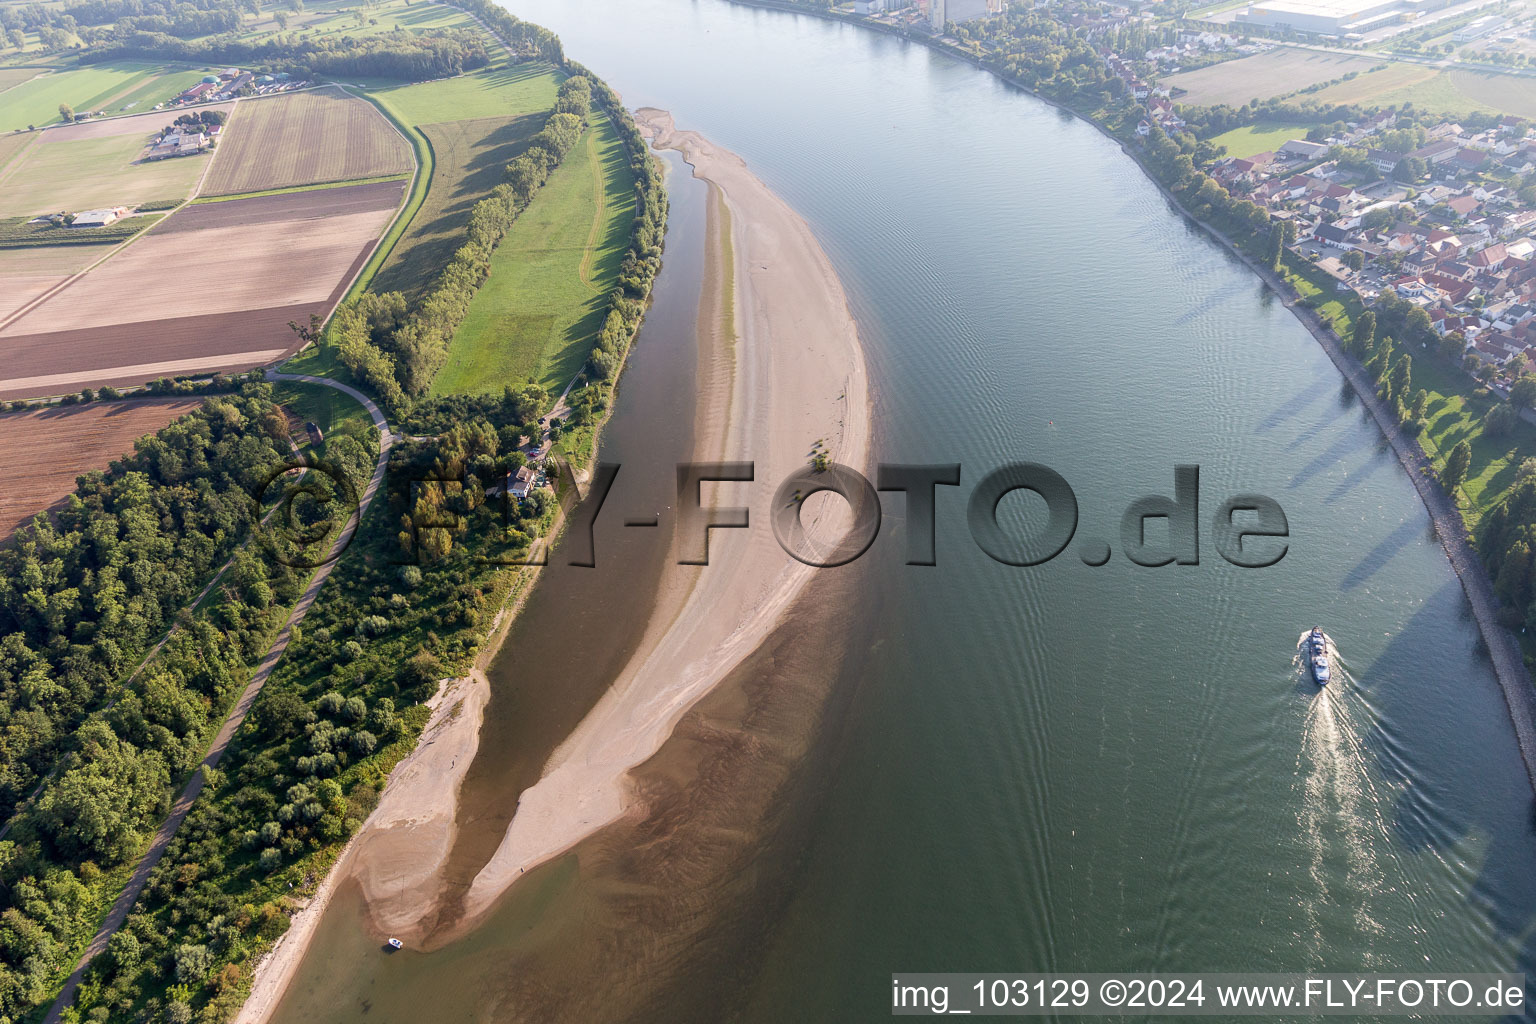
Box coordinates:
[718,0,1536,796]
[438,108,871,933]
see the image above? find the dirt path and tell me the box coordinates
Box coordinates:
[42,373,393,1024]
[577,125,607,288]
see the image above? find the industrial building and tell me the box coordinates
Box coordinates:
[1237,0,1446,36]
[1453,14,1506,40]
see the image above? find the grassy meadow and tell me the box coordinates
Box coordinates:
[372,113,550,294]
[0,131,205,217]
[367,60,561,125]
[431,109,636,396]
[0,61,176,131]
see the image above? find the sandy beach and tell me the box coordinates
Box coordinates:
[446,107,870,929]
[236,108,871,1019]
[234,670,491,1024]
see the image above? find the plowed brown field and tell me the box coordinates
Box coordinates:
[201,86,412,195]
[0,396,200,538]
[0,179,404,398]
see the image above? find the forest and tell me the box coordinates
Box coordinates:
[0,384,377,1022]
[62,403,552,1023]
[91,27,492,81]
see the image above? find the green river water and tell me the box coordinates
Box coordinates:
[268,1,1536,1020]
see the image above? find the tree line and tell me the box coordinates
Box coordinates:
[574,65,667,383]
[333,76,595,405]
[62,410,547,1023]
[0,385,378,1022]
[439,0,563,63]
[91,26,491,81]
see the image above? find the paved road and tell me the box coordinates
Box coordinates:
[42,373,392,1024]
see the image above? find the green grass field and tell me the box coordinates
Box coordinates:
[372,113,548,295]
[224,0,476,46]
[0,131,206,217]
[0,61,167,131]
[1298,63,1531,118]
[430,109,636,397]
[361,61,560,298]
[1209,121,1309,159]
[366,61,561,125]
[107,67,208,114]
[0,68,43,95]
[272,379,376,455]
[1410,356,1536,526]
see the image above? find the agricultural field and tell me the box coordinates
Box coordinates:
[1443,68,1536,117]
[0,61,175,131]
[0,68,42,94]
[0,396,201,539]
[369,60,562,125]
[0,130,32,173]
[372,112,550,294]
[1300,61,1444,107]
[0,244,96,322]
[200,86,413,195]
[0,126,208,218]
[1301,64,1511,116]
[0,179,405,399]
[221,0,475,45]
[1209,121,1311,158]
[105,67,213,115]
[1163,48,1378,106]
[431,110,635,396]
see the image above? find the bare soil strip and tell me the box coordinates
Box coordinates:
[0,397,202,538]
[0,181,401,398]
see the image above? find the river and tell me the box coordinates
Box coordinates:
[268,0,1536,1020]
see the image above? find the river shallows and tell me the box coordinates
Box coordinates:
[269,0,1536,1020]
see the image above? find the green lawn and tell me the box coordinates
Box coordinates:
[1210,121,1310,159]
[107,67,208,114]
[430,109,635,397]
[225,0,476,45]
[1282,252,1361,339]
[1409,356,1536,526]
[366,60,561,125]
[272,379,376,455]
[0,62,165,131]
[372,113,549,295]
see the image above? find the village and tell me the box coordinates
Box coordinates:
[1110,46,1536,388]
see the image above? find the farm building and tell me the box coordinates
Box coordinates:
[176,82,219,105]
[71,207,129,228]
[147,132,208,160]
